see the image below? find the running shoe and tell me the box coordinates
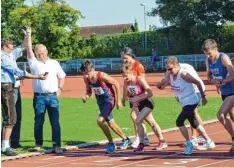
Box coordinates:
[119,137,131,149]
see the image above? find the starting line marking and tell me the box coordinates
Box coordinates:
[195,159,231,168]
[164,159,199,165]
[70,162,113,166]
[42,156,65,160]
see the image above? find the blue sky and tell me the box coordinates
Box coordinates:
[26,0,163,31]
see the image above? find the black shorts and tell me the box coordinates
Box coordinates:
[222,94,234,101]
[130,98,154,111]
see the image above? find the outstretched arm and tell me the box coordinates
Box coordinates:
[156,71,170,90]
[23,27,36,60]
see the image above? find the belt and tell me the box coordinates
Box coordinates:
[34,92,56,96]
[1,82,13,85]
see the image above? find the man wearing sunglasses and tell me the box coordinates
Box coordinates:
[156,56,215,155]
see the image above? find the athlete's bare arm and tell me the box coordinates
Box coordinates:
[221,55,234,84]
[181,71,207,106]
[102,72,122,109]
[82,76,92,103]
[129,77,153,104]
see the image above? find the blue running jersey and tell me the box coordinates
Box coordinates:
[208,52,234,95]
[88,71,115,104]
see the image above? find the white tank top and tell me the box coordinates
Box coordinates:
[180,63,205,92]
[170,68,199,107]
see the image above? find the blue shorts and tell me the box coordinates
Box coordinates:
[98,101,115,122]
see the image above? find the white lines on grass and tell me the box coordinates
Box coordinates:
[195,159,231,167]
[42,156,65,160]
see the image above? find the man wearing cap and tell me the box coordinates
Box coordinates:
[1,37,48,156]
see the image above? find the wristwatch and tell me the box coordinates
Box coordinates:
[219,80,223,85]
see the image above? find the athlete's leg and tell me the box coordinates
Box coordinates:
[217,96,234,137]
[96,116,113,143]
[145,113,164,141]
[131,109,147,137]
[135,107,151,144]
[191,108,202,137]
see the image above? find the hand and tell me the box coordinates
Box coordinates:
[117,101,122,110]
[156,82,164,90]
[216,85,220,94]
[122,97,128,106]
[22,26,31,36]
[122,98,126,106]
[56,89,62,97]
[129,96,139,104]
[132,102,139,111]
[202,97,208,106]
[82,96,87,103]
[38,74,47,80]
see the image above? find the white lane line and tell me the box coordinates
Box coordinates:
[163,154,234,159]
[12,161,50,164]
[70,162,113,165]
[195,159,231,168]
[138,166,186,167]
[42,156,65,160]
[110,153,180,168]
[109,128,230,168]
[35,155,102,168]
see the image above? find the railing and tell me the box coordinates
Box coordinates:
[17,53,234,75]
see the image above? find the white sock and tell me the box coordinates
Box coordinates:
[206,138,212,143]
[2,140,10,151]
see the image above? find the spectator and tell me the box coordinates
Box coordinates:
[1,38,47,156]
[26,27,66,154]
[151,48,159,64]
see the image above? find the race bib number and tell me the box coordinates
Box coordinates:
[128,86,138,95]
[93,87,104,95]
[212,75,223,81]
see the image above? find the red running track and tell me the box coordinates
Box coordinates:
[2,122,234,167]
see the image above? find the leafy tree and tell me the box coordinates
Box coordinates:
[6,0,82,59]
[149,0,234,27]
[1,0,25,38]
[148,0,234,53]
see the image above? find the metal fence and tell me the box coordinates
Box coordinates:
[17,53,234,75]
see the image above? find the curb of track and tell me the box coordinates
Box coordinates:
[1,119,219,162]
